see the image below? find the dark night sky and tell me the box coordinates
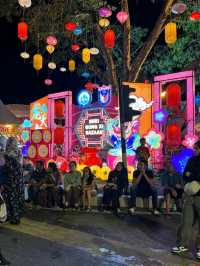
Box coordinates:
[0,0,162,105]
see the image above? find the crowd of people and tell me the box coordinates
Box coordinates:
[1,136,200,261]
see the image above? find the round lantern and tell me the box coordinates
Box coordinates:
[18,0,31,8]
[38,144,49,159]
[190,11,200,21]
[116,11,129,24]
[103,29,116,49]
[73,27,82,36]
[68,59,76,72]
[20,51,30,59]
[46,45,55,54]
[32,130,42,144]
[28,144,37,159]
[171,3,187,15]
[44,79,53,86]
[165,22,177,44]
[84,82,95,91]
[166,83,181,110]
[18,22,28,41]
[60,67,66,72]
[98,7,112,17]
[43,129,52,143]
[166,124,181,146]
[81,72,90,78]
[54,128,64,145]
[46,35,57,46]
[82,48,91,64]
[48,62,56,70]
[89,47,99,55]
[65,22,77,31]
[99,18,110,28]
[33,54,43,71]
[55,101,65,118]
[71,44,80,52]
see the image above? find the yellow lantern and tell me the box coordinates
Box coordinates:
[165,22,177,44]
[33,53,43,71]
[99,18,110,28]
[68,59,76,72]
[46,44,55,54]
[82,48,90,64]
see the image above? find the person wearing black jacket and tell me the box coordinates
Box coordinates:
[102,162,128,214]
[172,140,200,260]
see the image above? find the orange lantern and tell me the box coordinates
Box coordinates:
[55,101,65,118]
[103,29,116,48]
[33,54,43,71]
[165,22,177,44]
[68,59,76,72]
[18,22,28,41]
[54,128,64,145]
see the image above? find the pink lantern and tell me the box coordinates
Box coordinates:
[44,79,53,86]
[171,3,187,15]
[182,134,198,148]
[116,11,129,24]
[46,36,57,46]
[98,7,112,18]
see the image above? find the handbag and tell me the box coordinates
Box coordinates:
[184,181,200,196]
[0,193,7,223]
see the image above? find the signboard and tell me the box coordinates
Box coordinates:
[30,96,48,130]
[75,108,109,147]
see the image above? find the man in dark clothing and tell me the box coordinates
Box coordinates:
[129,160,159,215]
[172,141,200,260]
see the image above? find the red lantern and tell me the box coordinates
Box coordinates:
[189,11,200,21]
[54,128,64,145]
[84,82,94,91]
[103,29,116,48]
[166,83,181,110]
[55,101,65,118]
[166,124,181,146]
[71,44,80,52]
[65,22,77,31]
[18,22,28,41]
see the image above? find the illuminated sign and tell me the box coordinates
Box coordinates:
[98,85,112,106]
[77,90,92,107]
[129,94,153,112]
[30,96,48,130]
[75,108,109,147]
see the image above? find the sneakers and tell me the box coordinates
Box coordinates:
[129,208,135,215]
[171,246,188,254]
[152,209,160,216]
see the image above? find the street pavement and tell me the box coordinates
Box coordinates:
[0,208,199,266]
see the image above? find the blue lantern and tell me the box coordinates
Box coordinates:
[81,72,90,78]
[73,27,82,36]
[78,90,92,107]
[195,95,200,107]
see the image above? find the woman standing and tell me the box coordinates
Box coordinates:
[82,167,95,211]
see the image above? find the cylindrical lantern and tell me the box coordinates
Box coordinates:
[166,83,181,110]
[18,22,28,41]
[103,29,116,48]
[166,124,181,146]
[165,22,177,44]
[55,101,65,118]
[68,59,76,72]
[82,48,91,64]
[33,54,43,71]
[54,128,64,145]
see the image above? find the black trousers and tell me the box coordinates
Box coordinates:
[102,188,122,211]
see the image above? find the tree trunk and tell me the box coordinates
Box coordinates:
[129,0,176,82]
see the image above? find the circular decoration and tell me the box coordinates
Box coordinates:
[98,7,112,17]
[99,18,110,28]
[190,11,200,21]
[32,130,42,144]
[43,129,52,143]
[71,44,80,52]
[77,89,92,107]
[28,144,37,159]
[171,3,187,15]
[48,62,56,70]
[89,47,99,55]
[116,11,129,24]
[65,22,77,31]
[73,27,82,36]
[153,109,168,124]
[44,79,53,86]
[46,35,57,46]
[60,67,66,72]
[20,51,30,59]
[18,0,31,8]
[81,72,90,78]
[46,44,55,54]
[38,144,49,158]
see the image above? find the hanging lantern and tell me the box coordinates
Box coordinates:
[55,101,65,117]
[60,67,66,72]
[98,7,112,17]
[65,22,77,31]
[165,22,177,44]
[48,62,56,70]
[18,0,31,8]
[68,59,76,72]
[44,79,53,86]
[20,51,30,59]
[89,47,99,55]
[82,48,91,64]
[46,36,57,46]
[84,82,95,91]
[73,27,82,36]
[81,72,90,78]
[103,29,116,49]
[46,45,55,54]
[116,11,129,24]
[18,22,28,41]
[166,83,181,110]
[99,18,110,27]
[171,3,187,15]
[71,44,80,52]
[33,54,43,71]
[190,11,200,21]
[166,124,181,147]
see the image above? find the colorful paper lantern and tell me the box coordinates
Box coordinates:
[98,7,112,17]
[165,22,177,44]
[46,45,55,54]
[54,128,64,144]
[20,51,30,59]
[60,67,66,72]
[44,79,53,86]
[18,0,31,8]
[171,3,187,15]
[103,29,116,49]
[18,22,28,41]
[82,48,91,64]
[166,83,181,110]
[55,101,65,117]
[99,18,110,27]
[166,124,181,146]
[33,54,43,71]
[89,47,99,55]
[81,72,90,78]
[65,22,77,31]
[73,27,82,36]
[190,11,200,21]
[46,35,57,46]
[116,11,129,24]
[68,59,76,72]
[48,62,56,70]
[71,44,80,52]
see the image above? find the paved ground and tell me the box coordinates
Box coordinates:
[0,208,200,266]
